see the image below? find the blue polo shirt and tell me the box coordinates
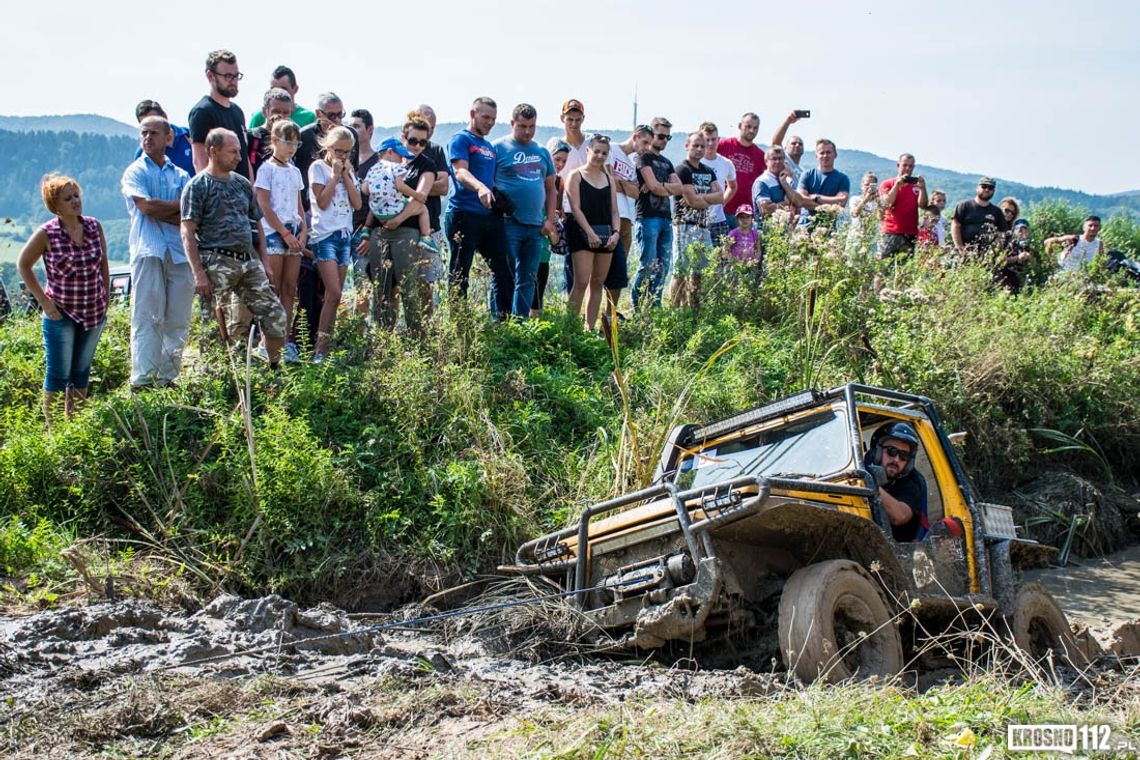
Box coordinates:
[447,129,497,215]
[121,154,191,264]
[493,137,554,226]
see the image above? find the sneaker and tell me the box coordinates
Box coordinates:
[417,235,440,253]
[312,353,327,365]
[283,343,301,364]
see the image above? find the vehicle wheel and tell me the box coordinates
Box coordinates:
[778,559,903,683]
[1007,584,1090,668]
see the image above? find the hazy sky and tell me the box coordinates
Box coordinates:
[6,0,1137,194]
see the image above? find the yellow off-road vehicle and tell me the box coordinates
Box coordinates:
[508,384,1085,682]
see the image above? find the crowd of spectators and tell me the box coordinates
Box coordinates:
[13,50,1123,424]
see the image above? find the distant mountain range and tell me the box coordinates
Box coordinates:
[2,113,1139,230]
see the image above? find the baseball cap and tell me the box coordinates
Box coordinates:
[734,204,755,217]
[1013,218,1029,229]
[561,99,585,116]
[378,136,414,159]
[978,176,996,188]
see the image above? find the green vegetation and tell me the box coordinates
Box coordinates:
[0,205,1138,603]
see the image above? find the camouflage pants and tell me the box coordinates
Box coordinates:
[201,252,287,339]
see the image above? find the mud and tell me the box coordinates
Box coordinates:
[3,543,1138,757]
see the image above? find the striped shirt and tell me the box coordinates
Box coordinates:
[42,216,108,330]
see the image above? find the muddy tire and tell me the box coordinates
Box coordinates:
[1006,583,1090,668]
[778,560,903,683]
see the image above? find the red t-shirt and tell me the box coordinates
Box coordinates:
[717,138,766,216]
[879,178,921,236]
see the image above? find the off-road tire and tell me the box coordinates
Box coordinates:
[778,559,903,683]
[1006,583,1090,668]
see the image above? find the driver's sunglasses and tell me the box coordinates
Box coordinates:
[882,444,913,462]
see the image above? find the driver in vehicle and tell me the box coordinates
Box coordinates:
[864,421,929,542]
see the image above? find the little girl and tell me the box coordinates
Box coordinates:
[308,126,361,362]
[253,119,306,362]
[727,205,760,264]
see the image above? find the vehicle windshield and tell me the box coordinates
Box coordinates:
[675,408,852,489]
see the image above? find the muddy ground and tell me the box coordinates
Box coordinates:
[2,549,1138,759]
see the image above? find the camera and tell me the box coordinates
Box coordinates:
[903,176,918,184]
[794,110,811,118]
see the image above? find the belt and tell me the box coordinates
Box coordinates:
[201,247,255,262]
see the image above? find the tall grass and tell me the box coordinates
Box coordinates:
[1,204,1138,601]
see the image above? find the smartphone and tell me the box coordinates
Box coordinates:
[794,109,811,118]
[903,176,918,184]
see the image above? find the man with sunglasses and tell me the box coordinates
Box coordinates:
[296,93,360,213]
[951,176,1008,255]
[189,50,253,179]
[864,421,929,542]
[631,117,683,309]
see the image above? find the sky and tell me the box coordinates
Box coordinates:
[5,0,1138,195]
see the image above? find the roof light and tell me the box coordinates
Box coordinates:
[691,390,822,441]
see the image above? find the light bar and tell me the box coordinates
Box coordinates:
[691,390,821,441]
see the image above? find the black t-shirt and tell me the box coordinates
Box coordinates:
[952,200,1009,249]
[248,126,274,179]
[885,470,928,542]
[296,123,360,211]
[188,96,251,180]
[635,151,676,219]
[674,160,716,227]
[425,141,448,229]
[399,152,443,232]
[353,152,379,230]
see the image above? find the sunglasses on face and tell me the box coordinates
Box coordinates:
[405,137,428,147]
[322,111,344,120]
[279,139,302,148]
[882,444,913,462]
[654,133,672,141]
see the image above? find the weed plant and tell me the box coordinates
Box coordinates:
[0,203,1137,602]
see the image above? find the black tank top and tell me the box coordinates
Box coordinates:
[578,174,612,226]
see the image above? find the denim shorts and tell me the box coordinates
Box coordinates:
[313,230,352,267]
[265,222,302,256]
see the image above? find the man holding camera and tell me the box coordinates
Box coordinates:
[878,153,927,258]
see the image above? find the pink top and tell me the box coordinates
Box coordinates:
[727,227,760,262]
[41,216,108,329]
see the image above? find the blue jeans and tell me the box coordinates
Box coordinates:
[43,313,105,391]
[504,219,542,319]
[314,230,352,267]
[632,216,673,309]
[443,208,513,318]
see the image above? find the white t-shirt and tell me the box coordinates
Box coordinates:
[253,160,303,236]
[559,134,592,212]
[700,153,736,224]
[308,160,357,241]
[1060,237,1103,271]
[609,143,638,221]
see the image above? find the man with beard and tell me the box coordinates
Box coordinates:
[189,50,251,179]
[864,421,929,542]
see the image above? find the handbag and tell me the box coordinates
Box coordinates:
[589,224,613,252]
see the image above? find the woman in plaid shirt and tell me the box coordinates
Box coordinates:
[17,174,110,427]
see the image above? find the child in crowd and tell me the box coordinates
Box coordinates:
[253,119,307,363]
[917,207,940,247]
[308,126,361,362]
[727,205,760,263]
[361,137,436,252]
[532,140,571,317]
